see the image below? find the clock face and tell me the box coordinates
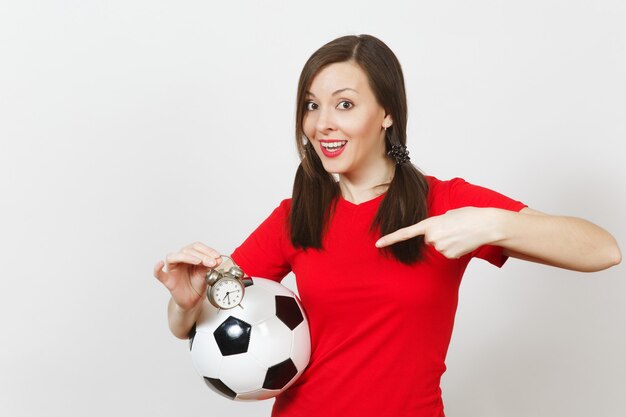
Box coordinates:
[211,278,244,309]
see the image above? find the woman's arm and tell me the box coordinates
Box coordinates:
[375,206,622,272]
[167,297,205,340]
[496,207,621,272]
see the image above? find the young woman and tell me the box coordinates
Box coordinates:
[153,35,621,417]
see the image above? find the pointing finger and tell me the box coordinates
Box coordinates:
[375,219,429,248]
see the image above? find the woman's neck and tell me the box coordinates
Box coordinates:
[338,158,395,204]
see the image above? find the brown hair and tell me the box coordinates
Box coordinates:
[290,34,429,264]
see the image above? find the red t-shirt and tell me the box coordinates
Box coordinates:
[231,176,527,417]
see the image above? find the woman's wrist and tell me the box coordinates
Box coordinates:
[168,297,204,339]
[485,207,513,247]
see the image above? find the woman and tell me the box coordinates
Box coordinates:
[153,35,621,416]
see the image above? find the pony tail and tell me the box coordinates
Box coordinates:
[373,161,429,264]
[290,145,339,249]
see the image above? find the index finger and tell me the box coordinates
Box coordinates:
[375,219,428,248]
[187,241,222,259]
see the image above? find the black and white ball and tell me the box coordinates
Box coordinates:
[189,277,311,401]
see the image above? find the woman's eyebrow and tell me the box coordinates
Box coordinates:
[305,88,359,98]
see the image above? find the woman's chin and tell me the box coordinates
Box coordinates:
[320,161,346,176]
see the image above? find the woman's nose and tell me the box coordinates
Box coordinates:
[316,108,337,134]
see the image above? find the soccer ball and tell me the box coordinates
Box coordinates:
[189,277,311,401]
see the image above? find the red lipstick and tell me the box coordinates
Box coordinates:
[319,139,348,158]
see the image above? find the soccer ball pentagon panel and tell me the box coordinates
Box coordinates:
[189,277,311,401]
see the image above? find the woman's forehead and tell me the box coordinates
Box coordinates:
[308,61,370,95]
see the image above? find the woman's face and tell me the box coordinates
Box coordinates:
[303,61,392,178]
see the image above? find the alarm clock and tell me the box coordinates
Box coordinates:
[205,256,245,309]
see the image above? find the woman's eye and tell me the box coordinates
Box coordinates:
[337,100,353,110]
[305,101,318,111]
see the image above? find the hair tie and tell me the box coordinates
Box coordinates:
[388,144,410,165]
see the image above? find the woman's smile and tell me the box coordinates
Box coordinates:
[319,139,348,157]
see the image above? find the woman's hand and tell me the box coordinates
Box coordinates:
[375,207,500,259]
[153,242,223,312]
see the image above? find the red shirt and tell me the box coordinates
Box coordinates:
[232,176,527,417]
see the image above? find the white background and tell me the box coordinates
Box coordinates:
[1,1,624,416]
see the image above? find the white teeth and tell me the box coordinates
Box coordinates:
[321,141,347,150]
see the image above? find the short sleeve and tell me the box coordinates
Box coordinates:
[447,177,527,268]
[230,199,293,281]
